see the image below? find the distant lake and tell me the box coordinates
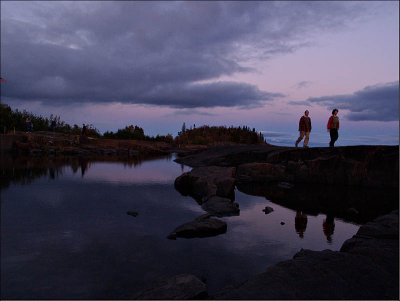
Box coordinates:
[1,154,360,299]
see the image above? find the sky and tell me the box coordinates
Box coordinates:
[1,1,399,146]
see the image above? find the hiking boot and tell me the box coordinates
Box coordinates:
[303,145,309,148]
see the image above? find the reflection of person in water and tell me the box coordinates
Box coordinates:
[295,211,308,238]
[323,214,335,243]
[79,158,88,177]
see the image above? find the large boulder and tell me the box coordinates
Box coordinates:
[174,166,236,203]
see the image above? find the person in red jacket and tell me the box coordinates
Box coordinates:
[295,110,312,148]
[327,109,339,147]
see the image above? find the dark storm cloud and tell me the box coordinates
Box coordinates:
[1,1,368,108]
[305,82,399,121]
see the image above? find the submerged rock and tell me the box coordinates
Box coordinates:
[133,274,207,300]
[262,206,274,214]
[127,211,139,217]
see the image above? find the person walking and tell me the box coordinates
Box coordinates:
[327,109,339,147]
[295,110,312,148]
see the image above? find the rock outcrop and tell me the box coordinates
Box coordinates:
[175,144,399,223]
[173,144,399,299]
[174,166,239,217]
[174,166,236,203]
[215,210,399,300]
[176,144,399,188]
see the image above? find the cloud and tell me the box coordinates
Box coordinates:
[1,1,372,108]
[304,82,399,121]
[295,81,312,89]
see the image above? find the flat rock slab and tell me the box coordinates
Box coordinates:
[168,214,227,239]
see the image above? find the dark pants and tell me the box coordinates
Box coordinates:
[329,129,338,147]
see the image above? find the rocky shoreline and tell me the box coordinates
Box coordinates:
[134,210,398,300]
[2,133,398,299]
[166,144,398,299]
[215,209,399,300]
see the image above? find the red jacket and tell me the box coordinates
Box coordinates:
[327,116,339,130]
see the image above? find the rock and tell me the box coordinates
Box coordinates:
[277,181,294,189]
[215,210,399,300]
[280,221,285,225]
[236,163,286,184]
[346,207,359,215]
[168,214,227,239]
[174,166,236,203]
[176,144,399,189]
[262,206,274,214]
[127,211,138,217]
[201,196,240,217]
[216,177,236,199]
[133,274,207,300]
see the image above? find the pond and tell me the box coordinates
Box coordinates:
[1,154,360,299]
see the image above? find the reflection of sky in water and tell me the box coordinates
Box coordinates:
[1,157,359,299]
[67,157,192,184]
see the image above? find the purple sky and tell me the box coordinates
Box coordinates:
[1,1,398,146]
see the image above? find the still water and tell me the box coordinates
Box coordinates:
[1,155,359,299]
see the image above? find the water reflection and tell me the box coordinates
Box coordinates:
[79,157,89,177]
[295,211,308,239]
[323,214,335,243]
[237,181,398,224]
[0,154,176,190]
[0,155,365,299]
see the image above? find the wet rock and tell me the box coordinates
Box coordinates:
[174,166,236,203]
[127,211,138,217]
[201,196,240,217]
[168,214,227,239]
[133,274,207,300]
[262,206,274,214]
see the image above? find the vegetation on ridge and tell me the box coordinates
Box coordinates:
[1,103,266,145]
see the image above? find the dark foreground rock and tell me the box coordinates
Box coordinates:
[133,274,207,300]
[215,210,399,300]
